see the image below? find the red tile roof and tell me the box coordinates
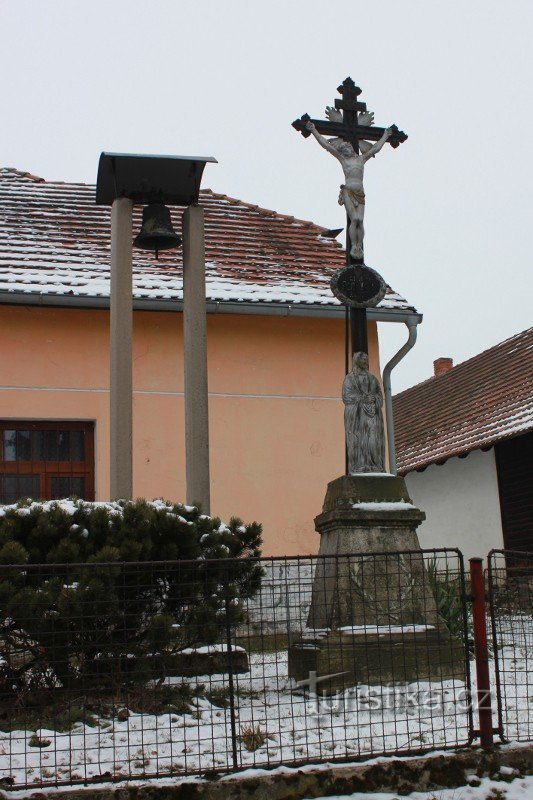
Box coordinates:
[393,327,533,474]
[0,168,415,312]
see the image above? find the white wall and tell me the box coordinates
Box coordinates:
[405,448,504,562]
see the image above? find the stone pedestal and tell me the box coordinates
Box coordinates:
[288,475,465,689]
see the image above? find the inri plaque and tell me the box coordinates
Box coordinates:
[330,263,387,308]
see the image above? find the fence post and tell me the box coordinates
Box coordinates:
[486,551,505,740]
[469,557,494,748]
[224,567,239,771]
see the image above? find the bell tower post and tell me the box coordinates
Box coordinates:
[183,205,210,513]
[110,197,133,501]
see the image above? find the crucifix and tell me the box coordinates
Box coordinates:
[293,78,407,356]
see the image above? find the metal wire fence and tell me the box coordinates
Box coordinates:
[0,549,472,787]
[487,549,533,743]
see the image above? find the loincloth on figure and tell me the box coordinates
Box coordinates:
[338,185,365,207]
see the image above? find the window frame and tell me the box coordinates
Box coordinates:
[0,420,95,502]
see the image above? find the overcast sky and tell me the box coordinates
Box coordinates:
[2,0,532,392]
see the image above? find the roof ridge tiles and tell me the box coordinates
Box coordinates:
[198,186,326,231]
[1,168,46,183]
[0,168,98,187]
[394,331,533,401]
[1,170,334,233]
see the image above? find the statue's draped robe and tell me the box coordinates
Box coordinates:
[342,367,385,473]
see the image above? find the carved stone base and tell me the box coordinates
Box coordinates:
[288,626,466,692]
[307,474,431,631]
[288,475,464,688]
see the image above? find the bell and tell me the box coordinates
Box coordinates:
[133,203,182,258]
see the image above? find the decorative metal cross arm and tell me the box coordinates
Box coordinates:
[292,77,407,155]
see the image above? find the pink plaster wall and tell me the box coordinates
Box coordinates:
[0,305,381,556]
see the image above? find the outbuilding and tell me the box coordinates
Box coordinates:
[393,327,533,560]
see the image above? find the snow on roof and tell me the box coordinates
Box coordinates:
[0,168,415,312]
[393,326,533,474]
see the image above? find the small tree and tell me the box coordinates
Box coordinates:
[0,498,262,693]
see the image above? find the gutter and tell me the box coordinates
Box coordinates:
[383,319,420,474]
[0,290,422,324]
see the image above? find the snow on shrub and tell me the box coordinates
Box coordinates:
[0,498,262,693]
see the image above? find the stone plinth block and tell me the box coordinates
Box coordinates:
[288,626,466,692]
[288,475,464,687]
[308,474,429,631]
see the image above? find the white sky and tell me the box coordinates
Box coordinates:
[1,0,532,392]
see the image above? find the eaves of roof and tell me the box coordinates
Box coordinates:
[0,287,422,323]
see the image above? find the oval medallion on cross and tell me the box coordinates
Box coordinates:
[330,262,387,308]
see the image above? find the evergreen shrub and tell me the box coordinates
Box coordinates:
[0,498,262,694]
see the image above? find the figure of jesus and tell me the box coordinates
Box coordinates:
[306,113,392,261]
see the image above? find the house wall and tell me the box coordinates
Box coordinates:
[0,304,381,556]
[404,448,504,561]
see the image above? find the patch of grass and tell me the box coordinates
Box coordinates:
[205,687,231,708]
[28,734,50,748]
[235,686,263,700]
[0,708,40,733]
[204,684,263,707]
[0,682,208,734]
[133,753,151,769]
[0,697,97,733]
[239,724,268,752]
[51,705,98,732]
[124,682,205,716]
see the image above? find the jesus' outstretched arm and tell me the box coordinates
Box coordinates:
[361,127,393,162]
[305,121,343,160]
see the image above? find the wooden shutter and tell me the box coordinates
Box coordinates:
[495,431,533,552]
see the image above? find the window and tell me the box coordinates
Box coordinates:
[0,421,95,503]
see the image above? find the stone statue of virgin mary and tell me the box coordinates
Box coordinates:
[342,351,385,473]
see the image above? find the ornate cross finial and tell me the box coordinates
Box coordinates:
[293,78,407,155]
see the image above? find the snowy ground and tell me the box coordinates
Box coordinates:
[0,653,469,786]
[306,774,533,799]
[491,615,533,742]
[1,614,531,789]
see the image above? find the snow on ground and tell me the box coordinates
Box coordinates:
[305,774,533,799]
[1,614,532,789]
[491,615,533,742]
[0,651,470,786]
